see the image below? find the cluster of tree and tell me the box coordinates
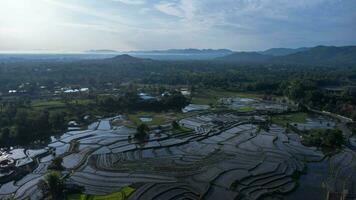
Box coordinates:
[0,103,67,147]
[38,171,65,200]
[135,123,150,141]
[303,129,344,148]
[280,78,356,119]
[38,156,83,200]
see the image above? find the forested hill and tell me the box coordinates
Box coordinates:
[216,52,272,63]
[272,46,356,65]
[217,46,356,65]
[259,47,309,56]
[109,54,152,62]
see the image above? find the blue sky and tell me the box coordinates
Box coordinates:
[0,0,355,52]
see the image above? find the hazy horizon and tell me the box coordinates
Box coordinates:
[2,44,356,55]
[1,0,356,52]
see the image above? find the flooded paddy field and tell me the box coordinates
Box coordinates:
[0,102,355,199]
[219,97,290,113]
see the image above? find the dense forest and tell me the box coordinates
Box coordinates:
[1,53,356,115]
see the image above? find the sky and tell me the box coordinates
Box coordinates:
[0,0,355,52]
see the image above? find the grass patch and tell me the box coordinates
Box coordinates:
[127,111,195,128]
[237,106,255,112]
[67,186,135,200]
[31,99,94,110]
[31,100,66,110]
[69,99,94,105]
[69,141,80,153]
[128,112,167,126]
[272,112,308,126]
[172,126,193,134]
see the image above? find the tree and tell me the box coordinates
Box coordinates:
[48,157,64,171]
[13,110,31,143]
[172,121,180,129]
[0,128,11,146]
[322,129,343,147]
[33,111,51,139]
[38,171,65,200]
[305,128,344,148]
[49,112,67,131]
[161,91,189,110]
[135,124,149,140]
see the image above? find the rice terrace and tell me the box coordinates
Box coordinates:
[0,93,355,200]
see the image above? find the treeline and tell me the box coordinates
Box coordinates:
[1,58,354,93]
[0,102,67,146]
[1,57,356,118]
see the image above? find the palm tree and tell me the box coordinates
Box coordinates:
[38,171,65,200]
[135,123,149,140]
[48,157,64,171]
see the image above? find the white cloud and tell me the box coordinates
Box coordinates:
[111,0,146,5]
[155,2,184,18]
[0,0,354,51]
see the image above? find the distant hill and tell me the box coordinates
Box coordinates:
[217,52,273,63]
[128,48,233,54]
[260,47,309,56]
[271,46,356,65]
[217,46,356,65]
[125,49,233,60]
[110,54,150,62]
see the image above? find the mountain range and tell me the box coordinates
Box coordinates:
[85,49,233,60]
[89,46,356,65]
[126,48,233,54]
[218,46,356,65]
[85,49,118,54]
[1,46,355,65]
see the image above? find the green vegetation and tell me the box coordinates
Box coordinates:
[31,100,66,110]
[3,195,15,200]
[272,113,308,126]
[135,123,150,140]
[38,171,65,200]
[0,90,189,147]
[68,186,135,200]
[48,157,64,171]
[171,120,193,134]
[172,121,180,129]
[0,105,68,146]
[237,106,255,112]
[128,112,166,126]
[127,111,193,127]
[303,128,344,147]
